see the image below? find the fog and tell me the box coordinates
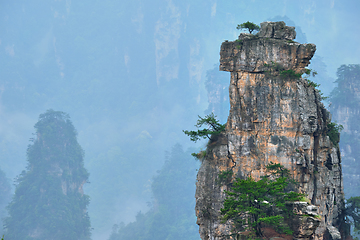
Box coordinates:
[0,0,359,239]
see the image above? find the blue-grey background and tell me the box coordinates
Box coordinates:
[0,0,359,239]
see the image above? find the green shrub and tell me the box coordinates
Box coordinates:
[191,150,206,160]
[327,122,344,145]
[217,169,233,185]
[279,69,301,80]
[263,62,301,80]
[307,79,320,88]
[236,21,260,34]
[298,196,311,203]
[263,61,284,73]
[183,113,225,143]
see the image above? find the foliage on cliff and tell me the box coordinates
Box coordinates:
[183,113,225,142]
[327,122,344,146]
[108,144,199,240]
[237,21,260,34]
[221,163,303,238]
[4,110,91,240]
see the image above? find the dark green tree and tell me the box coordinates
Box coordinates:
[236,21,260,34]
[221,163,303,238]
[183,113,225,142]
[4,110,91,240]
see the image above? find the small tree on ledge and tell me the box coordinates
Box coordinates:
[183,113,225,143]
[237,21,260,34]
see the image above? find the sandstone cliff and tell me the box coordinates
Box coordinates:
[196,22,346,240]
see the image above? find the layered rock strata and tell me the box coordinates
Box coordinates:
[196,22,345,240]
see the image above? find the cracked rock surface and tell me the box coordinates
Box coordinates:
[195,22,346,240]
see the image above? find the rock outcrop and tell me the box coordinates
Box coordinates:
[196,22,346,240]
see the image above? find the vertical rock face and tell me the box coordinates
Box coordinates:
[195,22,345,240]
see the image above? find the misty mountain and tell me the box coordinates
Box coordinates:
[0,0,359,239]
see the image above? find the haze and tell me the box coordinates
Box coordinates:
[0,0,359,239]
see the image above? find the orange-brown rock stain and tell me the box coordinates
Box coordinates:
[196,22,346,240]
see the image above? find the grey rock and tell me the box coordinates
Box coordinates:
[220,35,315,73]
[257,21,296,40]
[326,225,341,240]
[306,205,318,216]
[196,21,346,240]
[238,32,256,40]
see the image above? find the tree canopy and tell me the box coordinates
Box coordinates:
[4,109,91,240]
[236,21,260,34]
[183,113,225,142]
[221,163,303,238]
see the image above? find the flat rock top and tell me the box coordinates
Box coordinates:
[220,21,315,73]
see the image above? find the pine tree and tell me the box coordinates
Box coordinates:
[183,113,225,142]
[236,21,260,34]
[221,163,303,238]
[4,110,91,240]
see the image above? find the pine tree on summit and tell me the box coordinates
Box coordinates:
[4,110,91,240]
